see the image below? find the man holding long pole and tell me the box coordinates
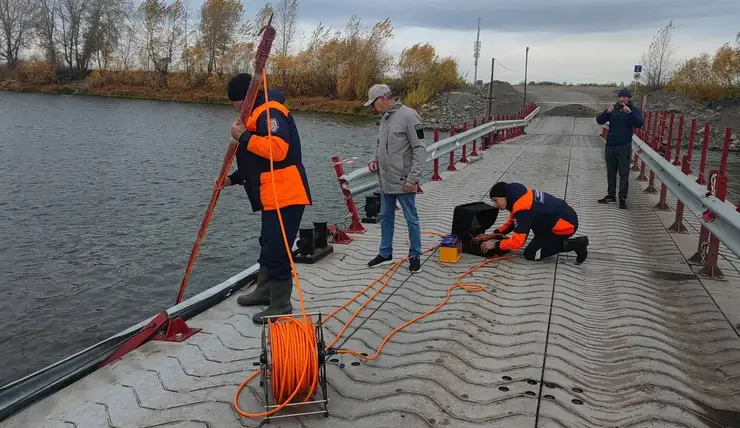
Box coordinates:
[220,73,312,324]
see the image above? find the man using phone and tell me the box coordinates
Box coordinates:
[595,88,644,209]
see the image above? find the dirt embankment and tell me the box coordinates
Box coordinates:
[642,90,739,151]
[417,81,527,132]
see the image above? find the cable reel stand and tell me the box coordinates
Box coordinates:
[258,312,330,423]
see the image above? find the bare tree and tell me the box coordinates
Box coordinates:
[640,20,675,90]
[34,0,58,65]
[56,0,89,74]
[0,0,38,68]
[138,0,186,74]
[274,0,298,57]
[254,2,273,36]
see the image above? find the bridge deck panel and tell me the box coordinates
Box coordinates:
[3,116,739,428]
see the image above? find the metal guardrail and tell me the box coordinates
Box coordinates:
[602,109,738,278]
[341,107,541,197]
[631,134,740,258]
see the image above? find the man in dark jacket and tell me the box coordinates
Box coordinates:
[480,182,589,264]
[595,88,644,209]
[219,73,312,324]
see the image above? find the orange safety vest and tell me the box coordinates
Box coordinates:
[236,100,312,212]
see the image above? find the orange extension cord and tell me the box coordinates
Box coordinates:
[232,68,516,419]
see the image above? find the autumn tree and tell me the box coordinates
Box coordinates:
[138,0,186,74]
[398,42,461,107]
[398,43,435,88]
[0,0,37,68]
[198,0,248,75]
[711,41,740,88]
[640,20,675,89]
[336,16,393,99]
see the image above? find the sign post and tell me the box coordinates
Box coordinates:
[632,64,642,100]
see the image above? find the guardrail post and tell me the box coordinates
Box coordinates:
[688,170,716,267]
[686,119,696,170]
[673,115,684,166]
[697,123,711,185]
[519,110,525,136]
[460,122,469,163]
[471,118,479,157]
[655,113,675,210]
[699,163,728,280]
[668,117,696,233]
[447,127,457,171]
[431,130,442,181]
[637,111,650,181]
[331,155,366,234]
[644,112,662,194]
[481,116,489,150]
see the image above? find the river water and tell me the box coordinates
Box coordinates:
[0,91,378,386]
[1,92,739,388]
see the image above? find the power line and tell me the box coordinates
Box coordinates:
[494,58,521,72]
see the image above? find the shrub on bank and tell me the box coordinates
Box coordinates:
[18,61,56,85]
[667,39,740,101]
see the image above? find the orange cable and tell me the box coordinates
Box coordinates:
[232,68,518,419]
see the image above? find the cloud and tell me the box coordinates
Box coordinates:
[297,0,737,34]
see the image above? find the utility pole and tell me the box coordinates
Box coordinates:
[523,47,529,110]
[487,57,495,119]
[473,17,481,85]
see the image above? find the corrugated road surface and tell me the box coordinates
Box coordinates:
[3,117,740,428]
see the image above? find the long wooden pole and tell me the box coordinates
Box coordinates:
[175,16,277,305]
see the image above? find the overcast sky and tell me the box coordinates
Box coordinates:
[185,0,739,84]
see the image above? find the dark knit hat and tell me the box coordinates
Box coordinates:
[618,87,632,98]
[489,182,507,198]
[227,73,252,101]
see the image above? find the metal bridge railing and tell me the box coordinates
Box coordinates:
[331,103,540,235]
[604,111,739,279]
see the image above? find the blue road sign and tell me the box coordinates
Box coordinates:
[634,65,642,73]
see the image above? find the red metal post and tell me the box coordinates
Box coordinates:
[699,170,727,279]
[431,130,442,181]
[655,113,675,209]
[686,119,696,169]
[645,111,663,194]
[697,123,710,185]
[673,115,684,166]
[688,170,715,266]
[637,112,650,181]
[471,118,479,157]
[481,116,488,151]
[331,155,366,234]
[719,127,732,175]
[447,127,457,171]
[460,122,469,163]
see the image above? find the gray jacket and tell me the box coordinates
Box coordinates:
[372,101,426,194]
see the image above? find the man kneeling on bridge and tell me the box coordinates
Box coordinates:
[480,182,589,263]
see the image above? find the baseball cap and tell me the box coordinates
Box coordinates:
[363,83,392,106]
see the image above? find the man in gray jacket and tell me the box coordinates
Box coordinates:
[364,84,426,273]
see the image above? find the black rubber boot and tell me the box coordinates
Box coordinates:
[564,236,589,264]
[252,278,294,324]
[237,265,271,307]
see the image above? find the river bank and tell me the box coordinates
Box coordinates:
[0,79,374,117]
[0,78,536,131]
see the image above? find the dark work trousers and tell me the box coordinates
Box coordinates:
[258,204,305,281]
[523,230,575,261]
[605,144,632,200]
